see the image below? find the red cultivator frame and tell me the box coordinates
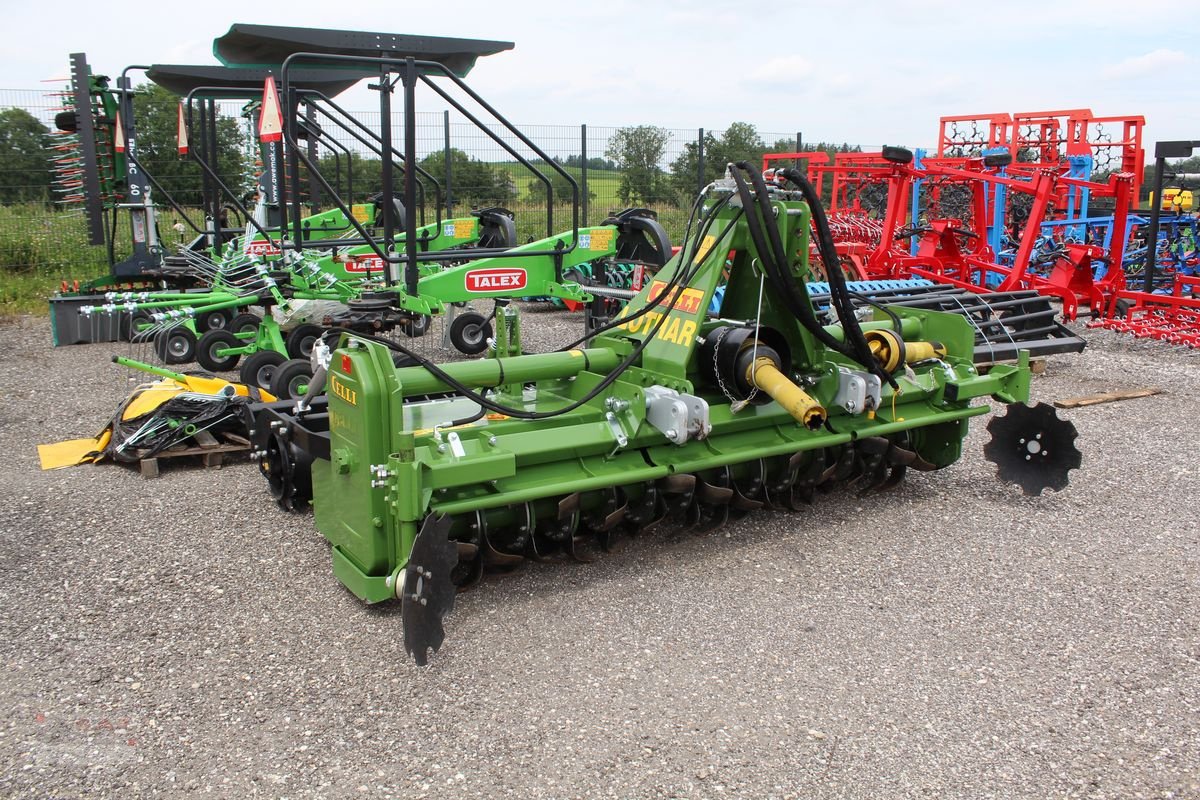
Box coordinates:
[1088,139,1200,346]
[764,148,1137,321]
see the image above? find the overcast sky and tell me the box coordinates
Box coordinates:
[4,0,1195,152]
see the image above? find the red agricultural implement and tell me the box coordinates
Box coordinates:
[1088,139,1200,346]
[765,147,1137,322]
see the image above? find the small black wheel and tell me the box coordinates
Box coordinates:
[127,310,154,343]
[229,312,262,336]
[196,329,242,371]
[401,314,431,338]
[392,352,419,368]
[448,311,492,355]
[154,327,197,364]
[195,308,233,332]
[271,358,316,400]
[286,324,324,360]
[239,350,287,391]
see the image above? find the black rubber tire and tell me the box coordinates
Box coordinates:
[229,312,262,336]
[286,324,324,360]
[154,327,197,364]
[127,310,154,343]
[271,359,315,400]
[448,312,492,355]
[195,308,233,332]
[196,329,242,371]
[401,314,431,338]
[392,352,419,368]
[239,350,287,391]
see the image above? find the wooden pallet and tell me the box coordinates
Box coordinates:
[138,431,251,478]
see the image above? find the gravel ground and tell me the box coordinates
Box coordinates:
[0,308,1197,799]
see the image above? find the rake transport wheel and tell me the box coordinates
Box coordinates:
[984,402,1081,496]
[196,329,242,372]
[229,312,263,336]
[286,324,323,360]
[195,308,232,332]
[126,310,155,343]
[154,327,197,364]
[448,312,492,355]
[271,359,314,401]
[240,350,287,391]
[400,314,431,338]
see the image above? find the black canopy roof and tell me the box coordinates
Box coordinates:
[146,63,369,97]
[213,24,513,78]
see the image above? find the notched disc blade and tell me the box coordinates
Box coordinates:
[402,514,459,666]
[984,402,1082,496]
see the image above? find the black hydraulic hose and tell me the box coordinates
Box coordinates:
[726,166,856,359]
[774,166,897,388]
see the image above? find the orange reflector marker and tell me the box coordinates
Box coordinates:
[176,102,188,155]
[113,112,125,153]
[259,76,283,143]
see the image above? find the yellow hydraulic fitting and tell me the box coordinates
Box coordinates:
[747,357,827,430]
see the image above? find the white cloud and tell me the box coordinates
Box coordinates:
[1101,49,1192,80]
[748,56,816,86]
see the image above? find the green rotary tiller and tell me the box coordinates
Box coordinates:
[251,163,1081,664]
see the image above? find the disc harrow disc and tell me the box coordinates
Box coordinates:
[402,514,459,666]
[984,402,1081,496]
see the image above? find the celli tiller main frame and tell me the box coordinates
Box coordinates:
[251,162,1082,664]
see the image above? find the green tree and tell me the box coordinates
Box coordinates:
[130,84,246,207]
[605,125,672,206]
[315,152,383,203]
[420,148,514,207]
[669,122,767,198]
[0,108,51,203]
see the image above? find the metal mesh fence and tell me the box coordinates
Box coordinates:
[0,85,870,282]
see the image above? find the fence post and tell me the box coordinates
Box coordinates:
[580,124,588,226]
[696,128,705,197]
[443,110,452,215]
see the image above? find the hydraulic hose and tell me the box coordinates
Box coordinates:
[727,165,874,372]
[734,164,897,388]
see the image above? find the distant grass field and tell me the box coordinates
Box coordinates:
[0,195,694,315]
[0,204,201,316]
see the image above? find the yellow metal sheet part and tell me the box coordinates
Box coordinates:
[37,437,106,470]
[121,383,186,421]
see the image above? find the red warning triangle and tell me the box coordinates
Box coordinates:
[259,76,283,143]
[113,111,125,153]
[176,102,188,155]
